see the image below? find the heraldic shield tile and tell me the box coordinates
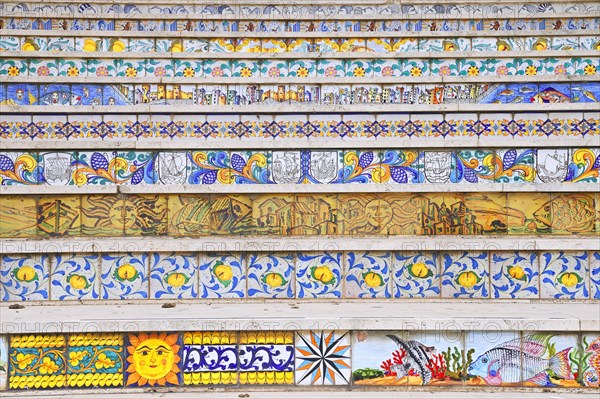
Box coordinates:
[182,332,238,385]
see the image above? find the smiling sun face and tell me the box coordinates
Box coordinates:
[126,332,180,387]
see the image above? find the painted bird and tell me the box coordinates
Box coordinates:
[468,335,573,386]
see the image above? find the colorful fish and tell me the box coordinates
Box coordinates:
[386,334,435,385]
[469,335,573,386]
[533,194,598,233]
[583,337,600,387]
[530,87,571,103]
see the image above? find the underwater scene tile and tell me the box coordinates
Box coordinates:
[125,332,181,387]
[295,331,351,385]
[0,336,6,390]
[1,254,49,301]
[182,332,238,385]
[491,252,539,298]
[9,335,66,389]
[67,333,124,388]
[581,334,600,387]
[149,253,198,299]
[51,254,99,300]
[540,251,589,299]
[344,252,391,298]
[441,252,489,298]
[100,253,149,300]
[246,253,294,298]
[296,252,342,298]
[198,254,245,298]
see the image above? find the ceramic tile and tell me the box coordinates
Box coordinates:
[0,254,49,301]
[9,335,66,389]
[288,60,316,78]
[344,251,391,298]
[441,252,489,298]
[0,59,28,77]
[0,151,39,185]
[182,332,238,385]
[122,195,167,236]
[540,251,589,299]
[198,254,245,298]
[295,331,350,385]
[247,253,294,298]
[67,333,124,387]
[238,332,294,384]
[38,151,76,185]
[51,254,100,300]
[296,253,343,298]
[581,333,600,387]
[0,196,37,238]
[536,149,569,183]
[37,195,81,237]
[591,252,600,300]
[260,60,288,77]
[466,330,520,386]
[392,252,440,298]
[293,194,338,235]
[124,332,181,387]
[506,193,552,235]
[491,252,539,298]
[0,336,6,390]
[100,253,149,300]
[149,253,198,299]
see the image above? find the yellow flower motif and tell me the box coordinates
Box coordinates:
[410,67,422,77]
[67,66,80,77]
[353,66,366,77]
[584,64,597,75]
[296,67,309,77]
[467,66,479,76]
[125,67,137,78]
[183,67,195,78]
[240,67,253,77]
[16,353,35,369]
[7,66,20,76]
[525,65,538,76]
[95,353,115,369]
[40,357,60,374]
[69,350,88,367]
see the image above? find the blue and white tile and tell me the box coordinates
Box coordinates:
[591,251,600,299]
[150,253,198,299]
[198,254,245,298]
[50,254,99,300]
[441,252,489,298]
[344,251,391,298]
[296,253,342,298]
[247,253,294,298]
[0,255,49,301]
[100,253,149,300]
[392,252,440,298]
[540,251,589,299]
[490,252,539,298]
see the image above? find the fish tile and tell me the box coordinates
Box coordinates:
[295,331,351,385]
[581,333,600,387]
[540,251,589,299]
[465,331,520,386]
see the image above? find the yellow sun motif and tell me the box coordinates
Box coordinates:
[584,64,597,75]
[240,67,253,77]
[7,66,20,76]
[183,67,195,78]
[126,332,180,387]
[353,66,366,77]
[525,65,538,76]
[467,66,479,76]
[125,67,138,78]
[410,67,422,77]
[67,66,80,77]
[296,67,309,77]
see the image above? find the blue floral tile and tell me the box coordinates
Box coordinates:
[51,254,100,300]
[100,253,149,300]
[540,251,589,299]
[441,252,489,298]
[344,252,391,298]
[490,252,539,298]
[392,252,440,298]
[199,254,245,298]
[296,253,342,298]
[591,252,600,299]
[247,253,294,298]
[149,253,198,299]
[0,255,49,301]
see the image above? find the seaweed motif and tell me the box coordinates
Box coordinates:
[443,347,474,380]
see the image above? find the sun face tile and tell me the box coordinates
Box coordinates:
[125,332,182,387]
[198,254,245,298]
[441,252,490,298]
[247,253,294,298]
[67,333,124,388]
[100,253,149,300]
[1,254,49,301]
[392,252,440,298]
[540,251,589,299]
[149,253,198,299]
[182,332,238,385]
[9,335,66,389]
[296,252,342,298]
[295,331,351,385]
[344,252,391,298]
[51,254,100,300]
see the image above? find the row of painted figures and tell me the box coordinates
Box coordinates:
[2,193,599,238]
[1,251,599,301]
[1,114,597,140]
[2,17,598,33]
[3,57,599,79]
[0,331,598,390]
[3,2,597,17]
[3,36,600,53]
[2,83,599,107]
[1,148,597,186]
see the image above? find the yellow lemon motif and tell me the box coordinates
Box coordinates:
[408,262,433,279]
[534,40,548,51]
[68,274,90,290]
[443,41,456,51]
[22,43,35,51]
[213,263,233,287]
[456,271,480,289]
[558,272,581,288]
[111,40,125,52]
[363,272,384,288]
[165,272,188,288]
[507,266,526,280]
[263,272,285,288]
[114,264,138,282]
[171,43,184,52]
[312,266,335,285]
[14,266,38,282]
[83,39,97,52]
